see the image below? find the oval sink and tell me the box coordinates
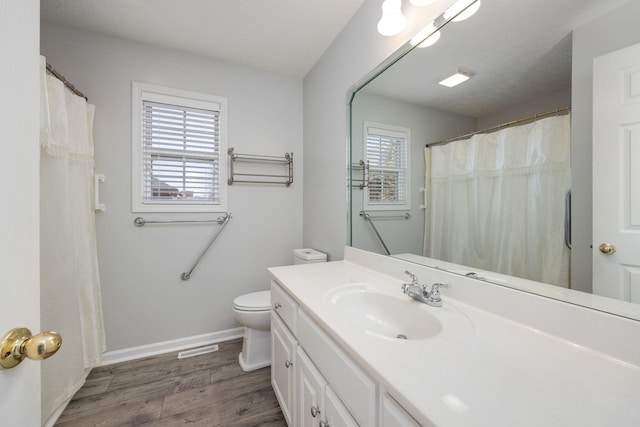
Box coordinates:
[326,285,443,340]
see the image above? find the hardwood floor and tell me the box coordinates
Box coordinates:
[55,339,286,427]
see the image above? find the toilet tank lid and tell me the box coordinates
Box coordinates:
[233,290,271,310]
[294,248,327,261]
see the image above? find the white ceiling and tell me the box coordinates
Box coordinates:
[40,0,366,78]
[361,0,631,118]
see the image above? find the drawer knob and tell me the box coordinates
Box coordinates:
[310,406,320,418]
[274,302,282,310]
[320,421,330,427]
[285,359,292,368]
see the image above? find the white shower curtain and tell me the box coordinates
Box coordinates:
[39,57,106,423]
[424,114,571,287]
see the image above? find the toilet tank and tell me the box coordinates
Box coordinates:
[293,248,327,265]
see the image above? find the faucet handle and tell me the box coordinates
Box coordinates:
[404,270,418,284]
[429,283,449,299]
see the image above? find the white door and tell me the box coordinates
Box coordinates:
[0,1,42,425]
[593,42,640,302]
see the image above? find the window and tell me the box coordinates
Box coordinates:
[132,82,228,212]
[364,122,410,210]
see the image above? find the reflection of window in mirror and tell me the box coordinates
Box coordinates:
[364,122,410,211]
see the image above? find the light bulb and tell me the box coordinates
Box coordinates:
[410,24,441,47]
[377,0,407,36]
[409,0,435,6]
[444,0,481,22]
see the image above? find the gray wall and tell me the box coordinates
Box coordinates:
[302,0,457,260]
[571,0,640,293]
[351,92,476,255]
[41,23,303,352]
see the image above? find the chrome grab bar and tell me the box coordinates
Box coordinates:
[181,213,232,281]
[133,214,232,280]
[134,217,227,227]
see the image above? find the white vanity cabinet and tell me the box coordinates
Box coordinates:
[271,313,296,426]
[297,347,358,427]
[380,393,421,427]
[271,280,417,427]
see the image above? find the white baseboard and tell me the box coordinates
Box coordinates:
[99,327,244,366]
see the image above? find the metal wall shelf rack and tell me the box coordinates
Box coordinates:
[227,147,293,186]
[351,160,369,189]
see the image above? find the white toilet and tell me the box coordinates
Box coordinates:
[232,248,327,371]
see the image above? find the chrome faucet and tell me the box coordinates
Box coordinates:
[401,271,449,307]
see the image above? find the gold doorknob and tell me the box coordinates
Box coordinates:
[599,243,616,255]
[0,327,62,370]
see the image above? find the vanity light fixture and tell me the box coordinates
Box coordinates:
[377,0,407,36]
[444,0,481,22]
[409,0,435,6]
[439,69,473,88]
[410,23,441,48]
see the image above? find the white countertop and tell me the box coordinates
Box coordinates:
[268,251,640,427]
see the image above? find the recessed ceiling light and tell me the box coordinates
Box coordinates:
[439,69,473,88]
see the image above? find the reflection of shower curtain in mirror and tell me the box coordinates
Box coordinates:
[40,57,106,423]
[424,115,571,287]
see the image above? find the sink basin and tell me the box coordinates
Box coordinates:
[326,284,444,340]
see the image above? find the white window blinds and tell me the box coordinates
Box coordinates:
[142,101,220,203]
[132,82,228,213]
[365,124,410,209]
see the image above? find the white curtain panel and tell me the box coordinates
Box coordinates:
[39,57,106,423]
[424,115,571,287]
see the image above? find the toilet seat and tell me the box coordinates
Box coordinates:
[233,290,271,312]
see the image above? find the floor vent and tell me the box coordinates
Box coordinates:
[177,344,219,360]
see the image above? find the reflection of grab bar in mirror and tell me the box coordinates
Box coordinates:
[564,190,571,250]
[465,272,487,281]
[359,211,391,255]
[360,211,411,220]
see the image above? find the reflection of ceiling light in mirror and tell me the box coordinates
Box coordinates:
[418,30,440,47]
[409,0,435,6]
[410,24,441,48]
[377,0,407,36]
[439,69,473,87]
[444,0,481,22]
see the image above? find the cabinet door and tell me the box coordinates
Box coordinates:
[271,313,296,426]
[297,348,327,427]
[325,386,359,427]
[381,393,421,427]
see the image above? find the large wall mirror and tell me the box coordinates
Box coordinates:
[348,0,640,320]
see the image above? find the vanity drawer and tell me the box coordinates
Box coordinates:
[271,280,297,334]
[297,310,376,427]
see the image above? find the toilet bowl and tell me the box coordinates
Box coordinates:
[232,290,271,371]
[232,249,327,372]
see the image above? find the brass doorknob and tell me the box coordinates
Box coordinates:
[599,243,616,255]
[0,327,62,370]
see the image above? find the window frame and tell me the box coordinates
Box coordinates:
[363,121,411,211]
[131,82,228,213]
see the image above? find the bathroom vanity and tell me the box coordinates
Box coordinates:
[269,247,640,427]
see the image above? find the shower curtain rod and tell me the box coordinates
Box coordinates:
[46,62,88,101]
[426,105,571,147]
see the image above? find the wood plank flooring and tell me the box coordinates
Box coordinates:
[55,338,286,427]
